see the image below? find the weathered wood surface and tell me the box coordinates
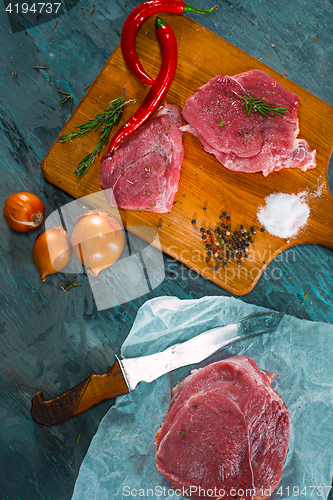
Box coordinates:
[0,1,333,499]
[41,13,333,295]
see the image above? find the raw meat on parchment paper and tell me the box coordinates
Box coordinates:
[155,355,290,500]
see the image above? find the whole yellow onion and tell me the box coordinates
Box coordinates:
[71,210,125,276]
[33,226,72,282]
[3,192,45,232]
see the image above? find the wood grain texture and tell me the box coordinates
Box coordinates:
[41,14,333,295]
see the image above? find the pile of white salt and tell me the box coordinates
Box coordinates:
[257,192,310,238]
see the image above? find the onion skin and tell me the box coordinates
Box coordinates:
[3,192,45,232]
[33,226,72,282]
[71,210,125,276]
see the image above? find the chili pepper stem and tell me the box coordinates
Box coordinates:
[156,16,166,28]
[183,2,217,14]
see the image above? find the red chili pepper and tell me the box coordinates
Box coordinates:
[107,17,177,154]
[121,1,217,86]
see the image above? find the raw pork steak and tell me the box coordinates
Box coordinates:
[182,69,316,176]
[155,356,290,500]
[100,104,184,213]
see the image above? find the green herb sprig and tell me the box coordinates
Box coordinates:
[232,91,287,118]
[61,279,80,292]
[59,92,132,179]
[56,89,74,113]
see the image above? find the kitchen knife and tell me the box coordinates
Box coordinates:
[31,311,283,426]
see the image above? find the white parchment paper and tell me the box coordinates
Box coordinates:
[71,296,333,500]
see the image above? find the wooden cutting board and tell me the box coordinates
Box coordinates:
[42,13,333,296]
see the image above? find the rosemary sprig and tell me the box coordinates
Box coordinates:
[73,141,103,179]
[56,89,74,113]
[61,279,80,292]
[60,92,132,179]
[233,92,287,118]
[60,96,124,142]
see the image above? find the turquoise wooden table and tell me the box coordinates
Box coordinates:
[0,1,332,499]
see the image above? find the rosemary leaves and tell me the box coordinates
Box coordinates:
[231,91,287,118]
[61,279,80,292]
[239,95,287,117]
[56,89,74,113]
[59,93,131,179]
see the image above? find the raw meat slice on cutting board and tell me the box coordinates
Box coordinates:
[100,104,184,213]
[182,69,316,176]
[155,355,290,500]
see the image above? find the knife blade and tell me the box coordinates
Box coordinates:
[31,311,283,426]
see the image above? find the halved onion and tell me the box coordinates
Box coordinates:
[71,210,125,276]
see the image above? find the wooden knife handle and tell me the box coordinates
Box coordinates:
[31,360,129,426]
